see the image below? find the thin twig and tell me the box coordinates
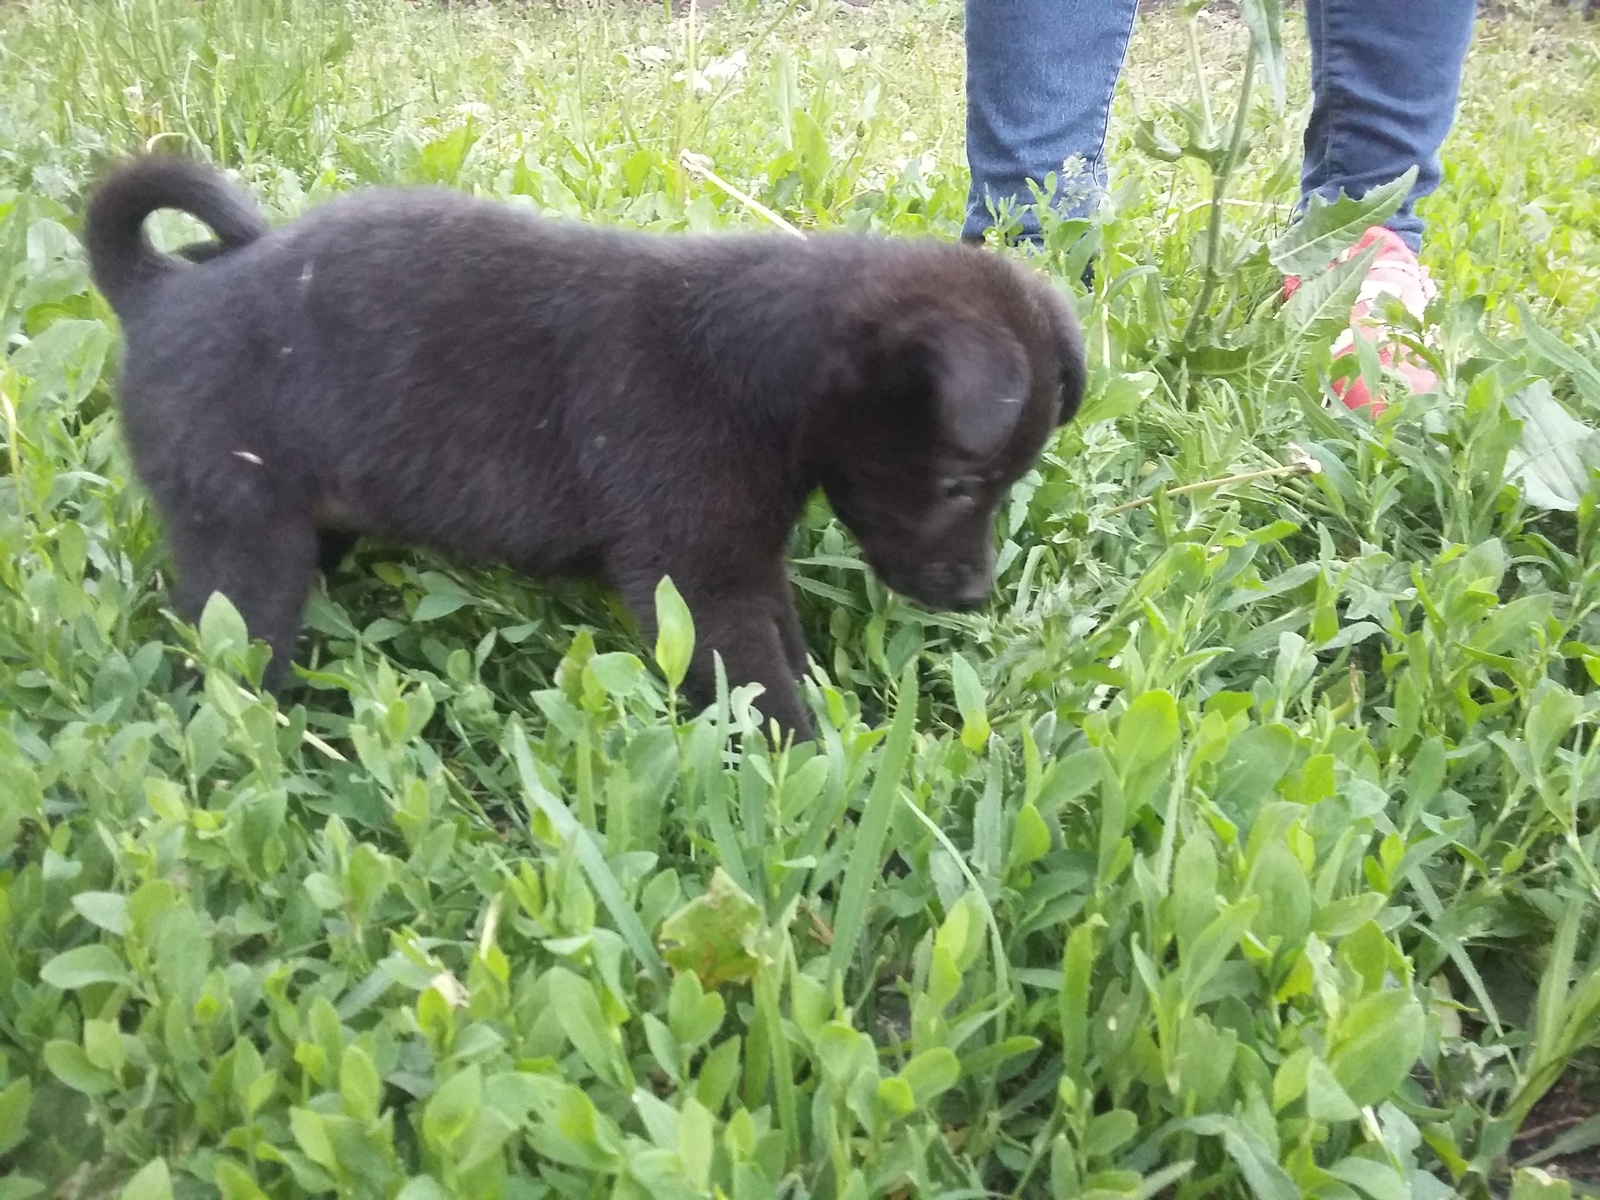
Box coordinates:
[805,902,835,947]
[234,682,348,761]
[1106,444,1322,516]
[679,149,806,239]
[1512,1112,1591,1143]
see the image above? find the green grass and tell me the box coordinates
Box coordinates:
[1,1,1599,1198]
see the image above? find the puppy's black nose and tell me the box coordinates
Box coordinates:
[950,576,992,611]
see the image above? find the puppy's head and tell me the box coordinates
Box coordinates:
[817,256,1084,612]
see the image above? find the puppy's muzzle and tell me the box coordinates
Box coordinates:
[910,560,992,612]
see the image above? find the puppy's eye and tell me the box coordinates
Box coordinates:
[938,477,981,503]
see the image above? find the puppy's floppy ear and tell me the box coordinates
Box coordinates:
[925,322,1032,458]
[1034,279,1087,427]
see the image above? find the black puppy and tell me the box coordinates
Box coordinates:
[85,156,1084,738]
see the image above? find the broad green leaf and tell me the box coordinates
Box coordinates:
[0,1077,31,1156]
[1249,840,1312,954]
[1278,238,1383,346]
[1314,893,1387,938]
[958,1034,1042,1079]
[791,971,831,1042]
[1329,1157,1409,1200]
[1182,898,1260,1002]
[1007,802,1050,873]
[289,1106,337,1169]
[1497,385,1600,512]
[1506,382,1600,512]
[951,652,990,752]
[1510,1169,1574,1200]
[1516,298,1600,405]
[678,1097,714,1192]
[10,318,112,410]
[695,1036,742,1114]
[39,943,130,990]
[896,1047,960,1108]
[667,969,726,1049]
[1273,1047,1312,1112]
[1051,1135,1082,1199]
[1174,1012,1237,1108]
[83,1018,124,1075]
[1339,921,1394,995]
[632,1088,679,1150]
[199,591,250,662]
[1116,690,1179,817]
[152,904,211,1008]
[72,891,129,936]
[1082,1108,1139,1159]
[1305,1057,1361,1123]
[935,890,980,971]
[1525,685,1581,766]
[344,844,393,922]
[1327,988,1426,1107]
[340,1043,382,1122]
[1171,835,1219,953]
[642,1014,682,1083]
[876,1076,915,1119]
[1173,1115,1298,1200]
[547,969,628,1088]
[421,1065,481,1154]
[816,1022,873,1088]
[1212,724,1296,824]
[212,1160,270,1200]
[411,592,468,622]
[1060,916,1105,1085]
[1075,369,1160,425]
[586,651,647,699]
[658,867,763,988]
[1268,169,1416,276]
[44,1041,114,1095]
[1116,690,1178,778]
[415,121,479,186]
[119,1159,173,1200]
[653,575,696,694]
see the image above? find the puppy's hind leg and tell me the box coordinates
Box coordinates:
[166,499,320,693]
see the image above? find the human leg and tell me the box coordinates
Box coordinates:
[1300,0,1478,252]
[1291,0,1477,412]
[962,0,1139,244]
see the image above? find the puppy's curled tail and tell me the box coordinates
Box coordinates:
[85,156,267,315]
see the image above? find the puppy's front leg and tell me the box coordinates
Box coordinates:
[773,586,811,682]
[694,594,814,742]
[619,570,814,741]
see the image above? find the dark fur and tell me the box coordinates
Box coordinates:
[85,156,1085,738]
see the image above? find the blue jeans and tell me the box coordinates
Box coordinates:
[963,0,1479,253]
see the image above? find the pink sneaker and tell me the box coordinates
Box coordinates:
[1282,226,1439,416]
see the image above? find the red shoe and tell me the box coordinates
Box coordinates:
[1282,226,1439,416]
